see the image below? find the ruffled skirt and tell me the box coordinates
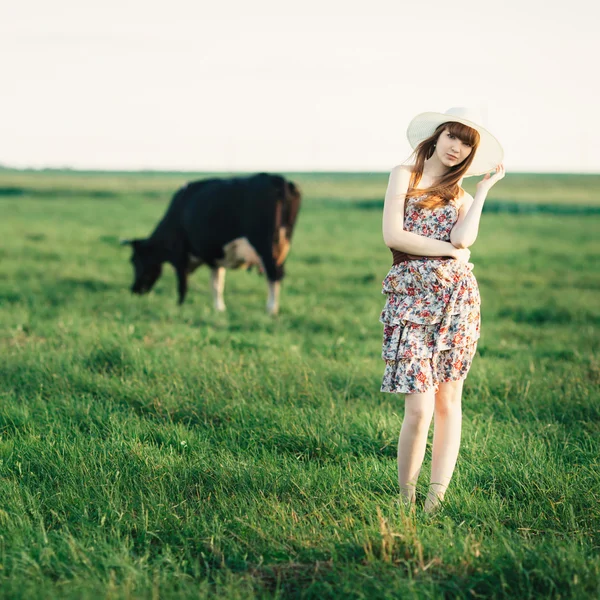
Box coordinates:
[380,259,480,394]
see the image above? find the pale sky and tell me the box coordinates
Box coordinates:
[2,0,599,172]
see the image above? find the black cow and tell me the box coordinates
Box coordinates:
[121,173,301,314]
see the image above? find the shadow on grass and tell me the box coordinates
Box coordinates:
[497,305,600,325]
[139,527,593,599]
[320,197,600,216]
[0,186,167,200]
[240,549,590,599]
[0,355,396,464]
[0,277,119,307]
[0,186,120,199]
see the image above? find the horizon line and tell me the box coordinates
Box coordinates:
[1,165,599,177]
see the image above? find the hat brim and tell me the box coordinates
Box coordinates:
[406,112,504,177]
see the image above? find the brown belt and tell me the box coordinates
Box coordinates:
[391,249,450,265]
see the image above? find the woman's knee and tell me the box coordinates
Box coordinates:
[435,381,463,417]
[403,393,435,428]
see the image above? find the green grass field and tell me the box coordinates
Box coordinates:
[0,170,599,599]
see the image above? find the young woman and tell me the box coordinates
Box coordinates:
[380,107,505,512]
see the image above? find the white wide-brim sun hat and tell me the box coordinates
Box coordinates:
[406,107,504,177]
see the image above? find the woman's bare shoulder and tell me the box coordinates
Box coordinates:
[456,188,474,210]
[388,164,414,184]
[390,164,413,174]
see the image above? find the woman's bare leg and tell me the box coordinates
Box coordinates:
[425,379,464,513]
[397,389,436,505]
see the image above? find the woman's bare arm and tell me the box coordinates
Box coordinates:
[450,191,480,249]
[382,165,461,257]
[450,164,506,248]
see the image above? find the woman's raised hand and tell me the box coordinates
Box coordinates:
[477,163,505,192]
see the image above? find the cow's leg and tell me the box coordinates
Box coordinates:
[211,267,227,312]
[255,249,283,316]
[175,266,188,305]
[267,280,281,316]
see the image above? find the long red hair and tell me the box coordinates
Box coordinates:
[406,121,480,209]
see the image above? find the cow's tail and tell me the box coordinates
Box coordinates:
[273,178,302,267]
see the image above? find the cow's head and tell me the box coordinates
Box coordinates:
[121,239,163,296]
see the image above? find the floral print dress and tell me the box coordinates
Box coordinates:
[380,194,480,394]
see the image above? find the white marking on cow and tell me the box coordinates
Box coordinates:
[211,267,227,312]
[216,237,263,270]
[212,237,282,315]
[266,280,280,316]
